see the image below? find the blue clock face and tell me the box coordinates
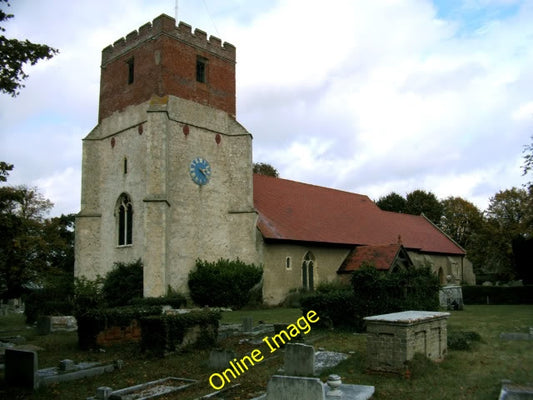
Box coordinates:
[189,157,211,185]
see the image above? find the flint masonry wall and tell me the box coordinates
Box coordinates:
[75,15,256,297]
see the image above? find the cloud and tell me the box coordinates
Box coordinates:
[1,0,532,217]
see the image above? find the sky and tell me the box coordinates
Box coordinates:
[1,0,532,217]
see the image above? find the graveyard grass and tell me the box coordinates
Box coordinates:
[0,305,531,399]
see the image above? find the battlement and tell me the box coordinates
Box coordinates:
[101,14,236,66]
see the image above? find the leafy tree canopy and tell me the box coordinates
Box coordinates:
[440,196,483,248]
[253,162,279,178]
[405,189,443,224]
[376,192,407,213]
[0,161,13,182]
[0,0,59,96]
[0,164,74,299]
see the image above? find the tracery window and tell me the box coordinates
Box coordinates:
[302,251,315,291]
[117,193,133,246]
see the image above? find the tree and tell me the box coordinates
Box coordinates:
[0,0,58,96]
[470,187,533,280]
[522,135,533,187]
[253,162,279,178]
[0,161,13,182]
[440,196,483,248]
[405,189,443,224]
[376,192,407,213]
[0,172,56,298]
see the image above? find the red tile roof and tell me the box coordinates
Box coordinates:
[341,244,410,272]
[253,174,465,255]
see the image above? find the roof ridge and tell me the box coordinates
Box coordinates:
[253,173,373,200]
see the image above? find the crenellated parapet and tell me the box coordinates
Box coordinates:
[101,14,236,66]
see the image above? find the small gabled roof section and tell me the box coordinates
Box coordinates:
[339,244,414,273]
[253,174,465,256]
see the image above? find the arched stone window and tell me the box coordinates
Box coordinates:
[302,251,316,291]
[117,193,133,246]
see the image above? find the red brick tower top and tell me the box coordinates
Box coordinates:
[98,14,236,122]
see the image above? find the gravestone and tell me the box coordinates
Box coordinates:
[242,317,253,333]
[36,316,52,335]
[499,381,533,399]
[439,285,464,310]
[266,375,325,400]
[4,348,38,389]
[284,343,315,376]
[208,349,236,369]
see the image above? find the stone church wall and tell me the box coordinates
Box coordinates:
[407,252,475,285]
[260,241,351,305]
[75,95,258,297]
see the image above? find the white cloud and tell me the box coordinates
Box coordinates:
[1,0,532,217]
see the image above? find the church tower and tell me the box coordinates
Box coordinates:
[75,15,258,297]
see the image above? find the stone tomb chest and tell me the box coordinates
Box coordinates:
[364,311,450,372]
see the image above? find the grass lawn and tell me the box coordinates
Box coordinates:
[0,305,532,399]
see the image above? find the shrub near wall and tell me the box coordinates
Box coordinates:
[140,310,221,357]
[300,289,359,329]
[188,258,262,309]
[462,286,533,304]
[301,265,440,331]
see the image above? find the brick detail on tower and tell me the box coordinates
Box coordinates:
[98,14,236,122]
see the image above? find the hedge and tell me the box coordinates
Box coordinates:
[139,310,221,356]
[462,285,533,304]
[129,294,187,309]
[76,305,162,350]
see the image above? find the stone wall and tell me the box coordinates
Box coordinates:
[75,95,258,297]
[260,241,351,305]
[408,251,475,285]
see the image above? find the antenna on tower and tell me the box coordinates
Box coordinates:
[175,0,179,21]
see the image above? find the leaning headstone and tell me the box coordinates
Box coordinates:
[208,349,236,370]
[242,317,253,333]
[266,375,324,400]
[4,348,38,389]
[284,343,315,376]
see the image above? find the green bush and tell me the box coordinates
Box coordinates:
[102,259,143,307]
[302,265,440,331]
[24,274,74,324]
[462,285,533,304]
[447,330,482,351]
[188,258,262,309]
[301,289,359,329]
[72,276,105,318]
[139,310,220,356]
[351,264,440,316]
